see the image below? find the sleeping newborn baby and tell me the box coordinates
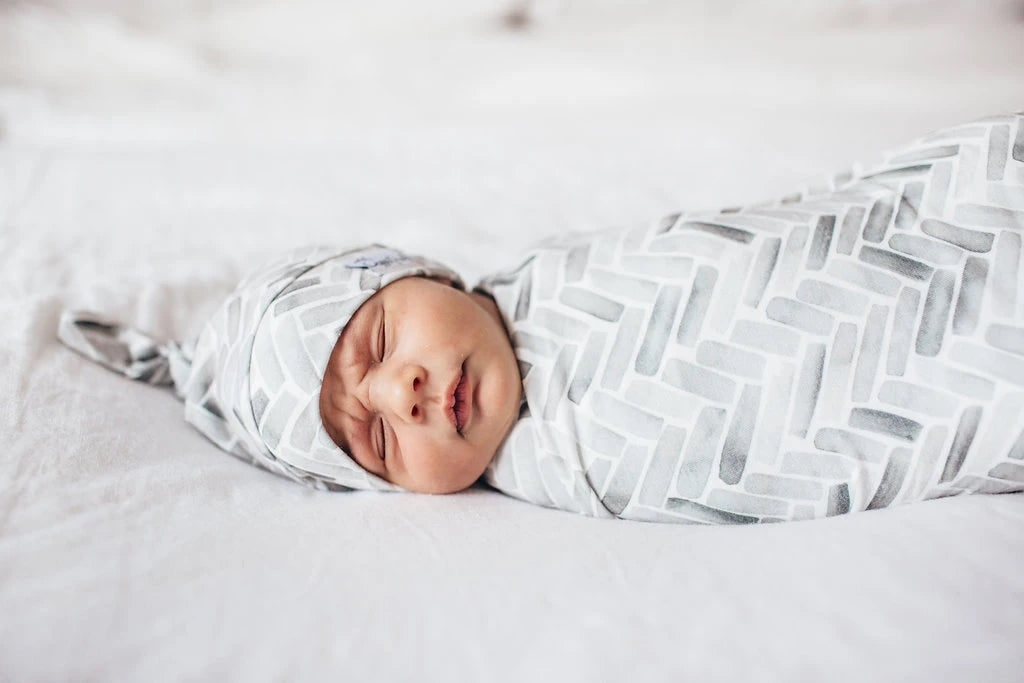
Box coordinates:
[60,113,1024,523]
[316,273,522,494]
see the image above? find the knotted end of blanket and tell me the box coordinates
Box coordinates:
[57,310,192,391]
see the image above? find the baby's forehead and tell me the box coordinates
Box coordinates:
[335,275,453,334]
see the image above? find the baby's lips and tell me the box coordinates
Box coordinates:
[454,367,471,433]
[444,365,462,432]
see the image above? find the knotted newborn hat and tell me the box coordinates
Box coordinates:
[58,244,464,491]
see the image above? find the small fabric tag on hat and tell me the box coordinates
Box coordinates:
[344,247,404,270]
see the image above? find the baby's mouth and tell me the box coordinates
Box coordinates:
[450,362,470,434]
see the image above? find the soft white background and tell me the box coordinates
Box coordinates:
[1,1,1023,681]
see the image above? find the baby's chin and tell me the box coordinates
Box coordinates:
[400,452,494,494]
[409,480,476,495]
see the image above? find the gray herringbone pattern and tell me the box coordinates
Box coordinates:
[481,113,1024,523]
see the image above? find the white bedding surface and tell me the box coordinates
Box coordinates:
[2,3,1023,680]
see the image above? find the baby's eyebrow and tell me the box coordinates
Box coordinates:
[320,389,351,455]
[326,396,375,473]
[352,413,389,478]
[364,416,380,462]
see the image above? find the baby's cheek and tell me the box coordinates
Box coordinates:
[398,436,448,489]
[410,440,486,494]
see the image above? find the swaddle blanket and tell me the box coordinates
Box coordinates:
[59,245,462,491]
[477,114,1024,523]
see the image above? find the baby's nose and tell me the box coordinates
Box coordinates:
[377,363,426,423]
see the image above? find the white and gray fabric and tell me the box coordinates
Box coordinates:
[59,244,463,491]
[478,113,1024,523]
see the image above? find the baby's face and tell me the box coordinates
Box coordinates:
[319,277,521,493]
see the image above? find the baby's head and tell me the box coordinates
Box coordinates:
[319,273,521,494]
[231,244,520,494]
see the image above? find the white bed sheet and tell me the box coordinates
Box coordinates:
[2,3,1023,681]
